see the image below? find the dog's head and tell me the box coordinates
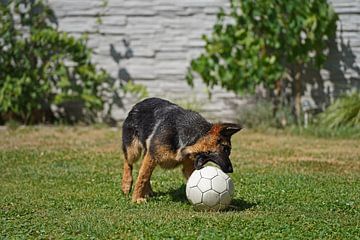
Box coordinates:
[183,123,242,173]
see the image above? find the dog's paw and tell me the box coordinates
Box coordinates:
[121,178,133,195]
[132,197,147,204]
[144,185,154,197]
[121,185,132,196]
[146,190,155,197]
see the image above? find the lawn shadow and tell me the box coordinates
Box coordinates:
[156,184,257,212]
[155,184,188,203]
[227,198,257,212]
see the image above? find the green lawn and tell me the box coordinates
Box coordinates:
[1,127,359,239]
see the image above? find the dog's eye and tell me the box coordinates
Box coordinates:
[221,144,231,155]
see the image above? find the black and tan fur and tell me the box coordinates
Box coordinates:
[121,98,241,203]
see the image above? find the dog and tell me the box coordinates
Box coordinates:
[121,97,242,203]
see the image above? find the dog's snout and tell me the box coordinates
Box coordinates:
[221,155,233,173]
[223,164,233,173]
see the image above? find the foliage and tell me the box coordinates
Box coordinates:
[289,125,360,139]
[237,99,294,129]
[174,97,204,112]
[238,100,274,128]
[0,0,110,123]
[187,0,338,119]
[318,92,360,129]
[1,127,360,238]
[122,81,148,99]
[5,119,21,131]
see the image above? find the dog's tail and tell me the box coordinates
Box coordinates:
[121,114,143,195]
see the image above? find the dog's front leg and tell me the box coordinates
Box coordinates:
[182,158,195,180]
[132,153,156,203]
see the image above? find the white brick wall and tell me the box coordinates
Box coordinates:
[49,0,360,121]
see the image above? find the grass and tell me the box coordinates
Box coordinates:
[1,126,360,239]
[289,125,360,139]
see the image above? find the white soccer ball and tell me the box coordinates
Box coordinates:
[186,166,234,211]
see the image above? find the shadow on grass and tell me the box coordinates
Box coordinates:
[156,184,257,212]
[227,198,257,212]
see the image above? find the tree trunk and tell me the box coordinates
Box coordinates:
[272,79,282,117]
[294,64,302,124]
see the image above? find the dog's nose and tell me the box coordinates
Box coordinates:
[224,165,233,173]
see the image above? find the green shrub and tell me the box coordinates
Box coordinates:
[122,81,148,100]
[287,93,360,139]
[173,97,204,112]
[0,0,110,123]
[187,0,338,120]
[237,100,273,129]
[289,125,360,139]
[318,92,360,129]
[237,99,294,129]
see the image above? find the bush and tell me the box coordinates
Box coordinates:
[237,99,294,129]
[318,92,360,129]
[187,0,338,121]
[287,92,360,139]
[289,125,360,139]
[0,0,110,124]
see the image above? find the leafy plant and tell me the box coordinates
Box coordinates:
[122,81,148,100]
[318,92,360,129]
[237,99,294,129]
[174,97,204,112]
[0,0,110,123]
[237,100,274,129]
[187,0,338,121]
[289,125,360,139]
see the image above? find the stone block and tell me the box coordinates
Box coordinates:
[48,0,360,121]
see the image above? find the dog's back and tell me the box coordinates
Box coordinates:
[122,98,211,161]
[122,98,170,154]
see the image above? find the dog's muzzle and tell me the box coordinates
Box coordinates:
[195,152,233,173]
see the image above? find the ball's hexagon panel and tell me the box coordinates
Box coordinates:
[197,178,212,192]
[202,189,220,207]
[200,166,218,179]
[187,170,201,188]
[188,186,202,205]
[216,168,230,180]
[220,191,231,206]
[227,178,235,197]
[212,176,227,193]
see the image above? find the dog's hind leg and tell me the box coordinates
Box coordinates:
[121,159,133,195]
[132,153,156,203]
[121,134,142,195]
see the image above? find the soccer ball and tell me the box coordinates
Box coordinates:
[186,166,234,211]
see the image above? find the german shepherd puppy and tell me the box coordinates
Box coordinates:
[121,98,241,203]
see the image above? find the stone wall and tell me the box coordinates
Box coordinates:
[48,0,360,121]
[301,0,360,111]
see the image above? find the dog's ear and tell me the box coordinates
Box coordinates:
[178,147,193,160]
[194,153,207,170]
[219,123,242,138]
